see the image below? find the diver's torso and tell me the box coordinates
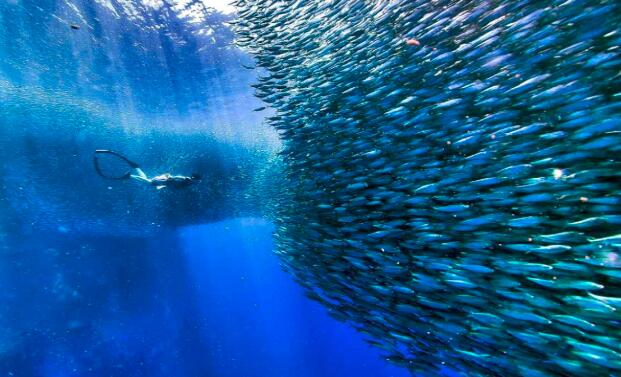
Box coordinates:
[150,174,192,189]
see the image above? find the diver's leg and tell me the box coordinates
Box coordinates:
[130,175,150,183]
[133,168,149,180]
[130,168,151,183]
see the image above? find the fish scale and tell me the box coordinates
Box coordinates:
[233,0,621,375]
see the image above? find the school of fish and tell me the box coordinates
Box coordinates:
[232,0,621,375]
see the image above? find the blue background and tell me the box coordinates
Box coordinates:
[0,219,407,376]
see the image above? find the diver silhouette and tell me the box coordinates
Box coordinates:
[93,150,200,189]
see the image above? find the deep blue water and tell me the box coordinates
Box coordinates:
[178,219,408,377]
[0,219,407,376]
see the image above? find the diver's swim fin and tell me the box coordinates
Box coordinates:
[93,150,140,180]
[94,150,140,168]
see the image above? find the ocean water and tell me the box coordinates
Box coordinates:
[2,0,621,376]
[0,1,406,376]
[0,219,406,376]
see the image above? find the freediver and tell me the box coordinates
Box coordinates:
[93,149,200,189]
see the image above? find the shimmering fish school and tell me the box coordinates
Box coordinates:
[233,0,621,375]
